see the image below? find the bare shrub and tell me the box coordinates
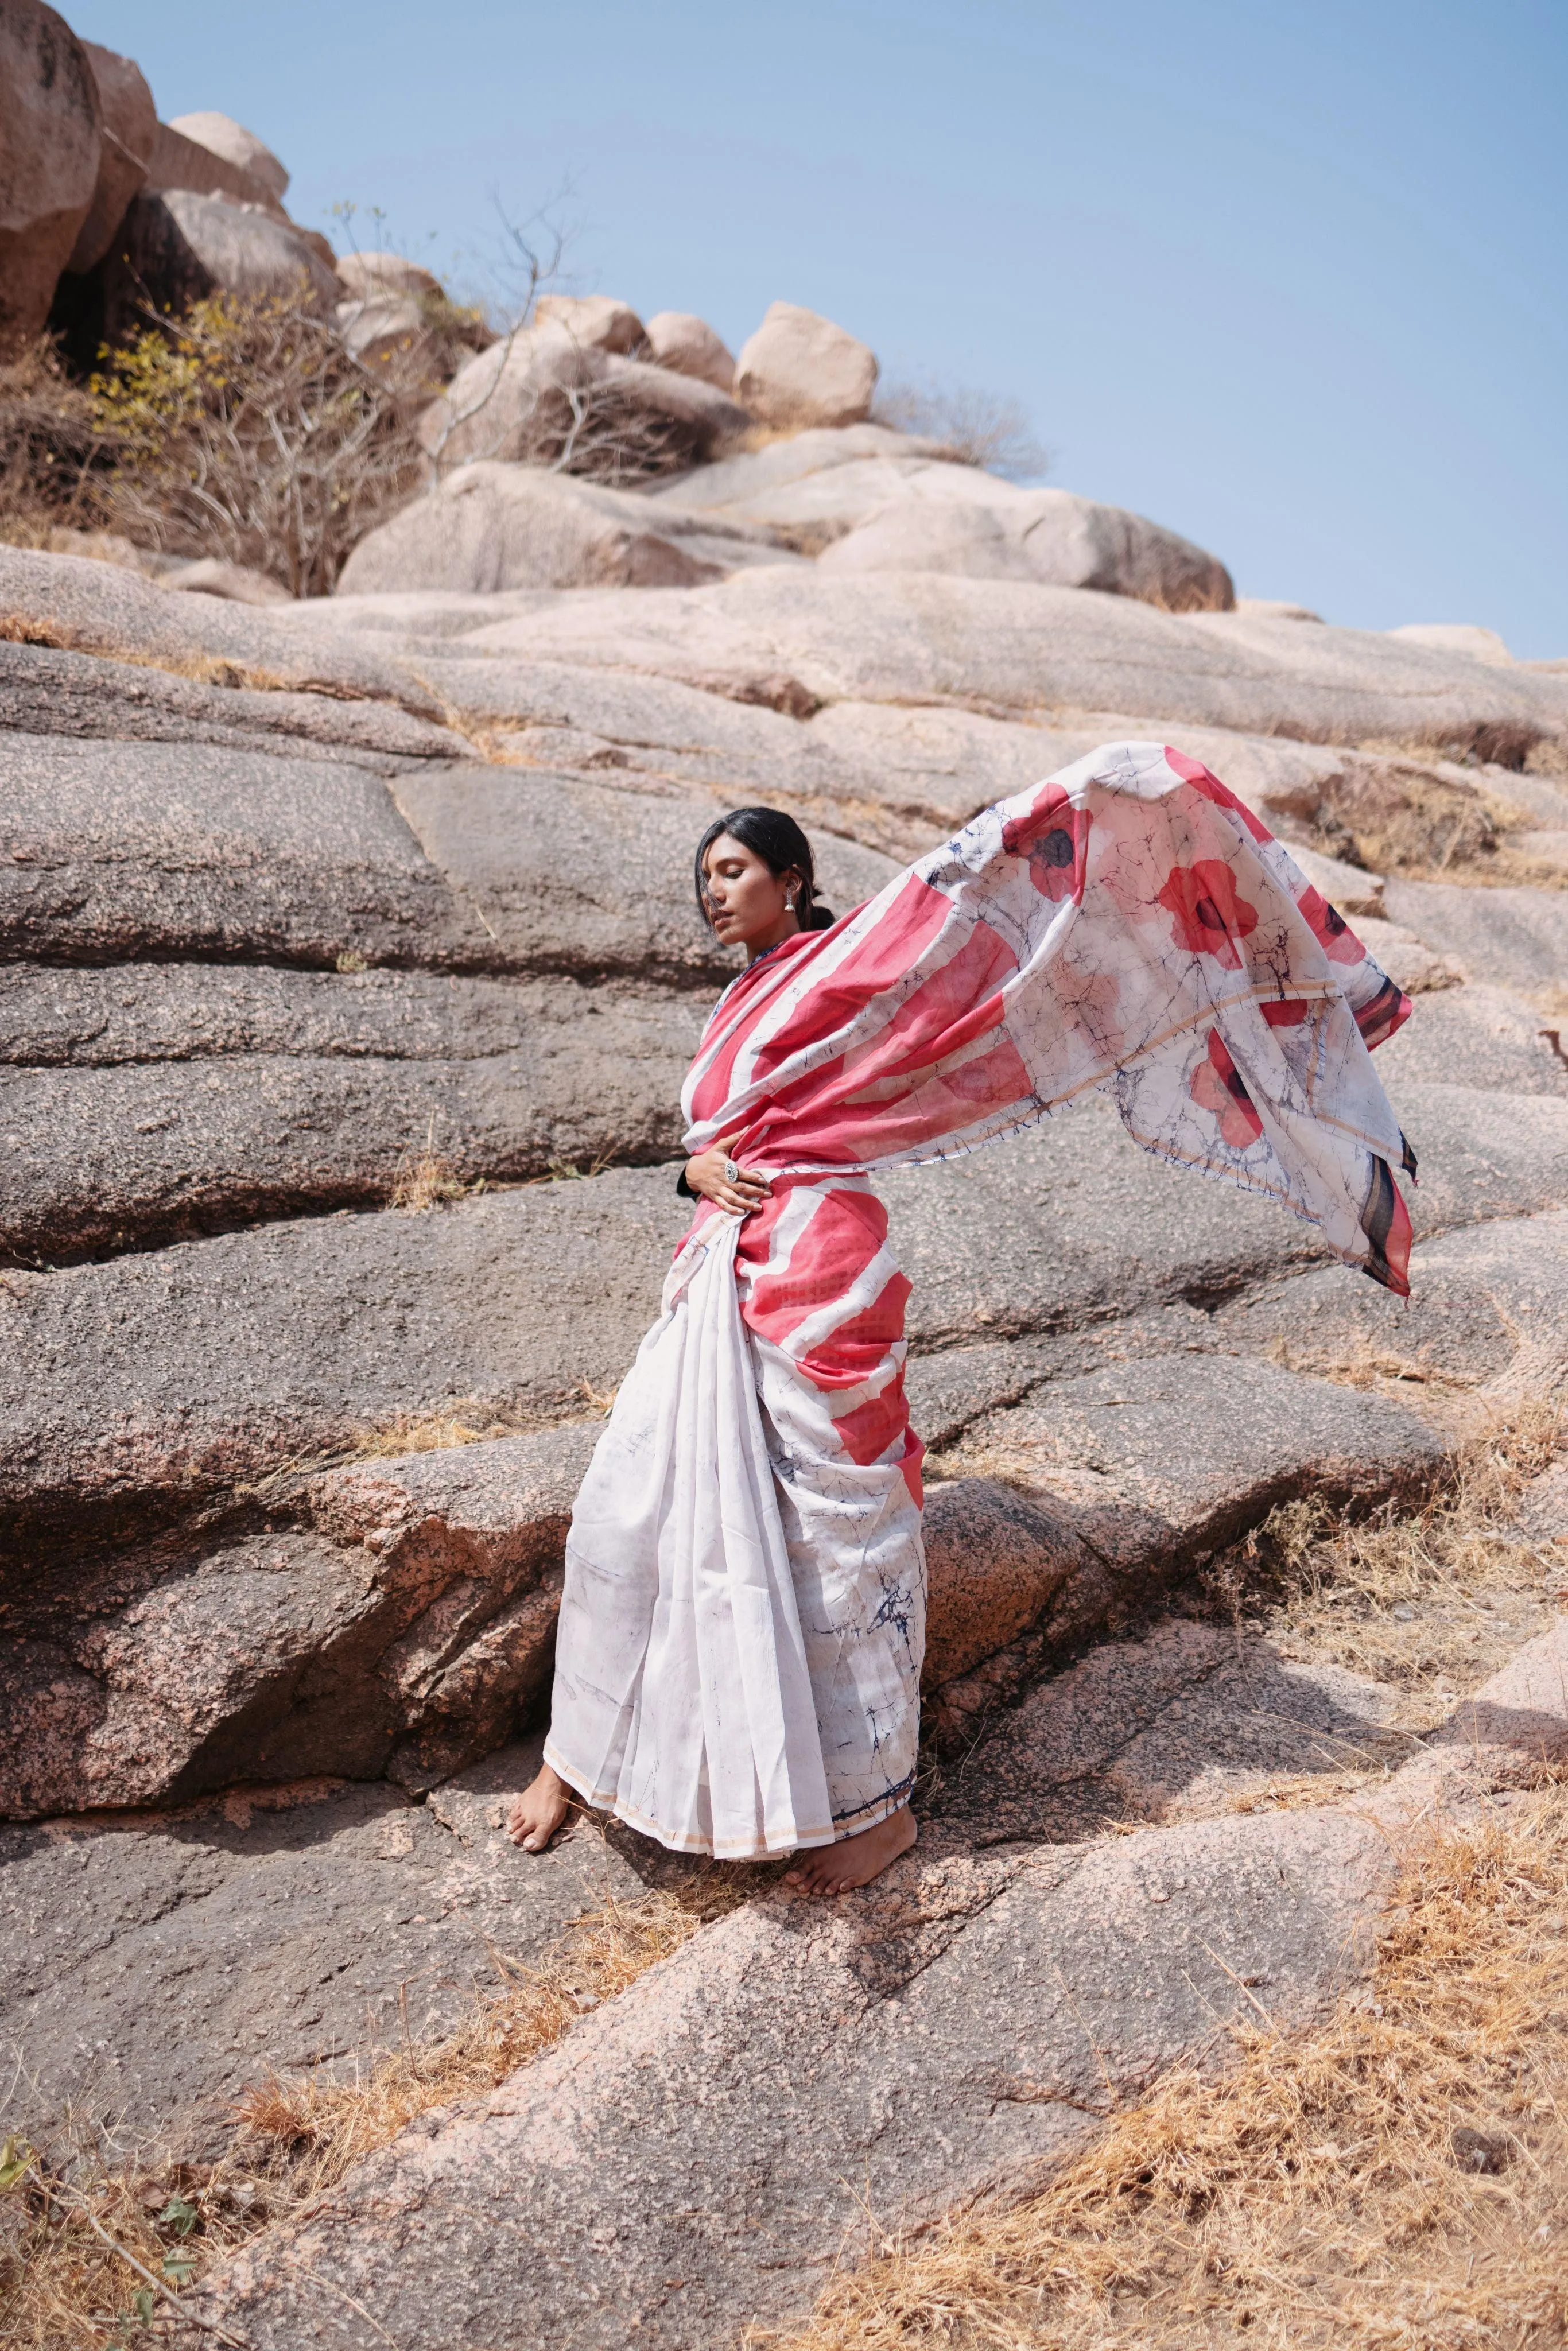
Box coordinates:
[88,284,446,596]
[0,339,121,544]
[872,375,1048,480]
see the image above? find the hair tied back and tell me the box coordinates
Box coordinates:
[694,806,835,932]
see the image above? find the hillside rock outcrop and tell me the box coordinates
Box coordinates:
[423,320,750,476]
[66,39,156,272]
[643,307,737,390]
[735,298,879,426]
[166,107,290,204]
[3,46,1566,2329]
[0,0,102,357]
[336,461,800,595]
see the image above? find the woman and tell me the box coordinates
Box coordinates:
[508,743,1414,1892]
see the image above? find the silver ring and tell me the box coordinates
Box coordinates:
[723,1159,741,1184]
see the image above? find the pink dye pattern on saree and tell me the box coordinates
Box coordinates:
[545,741,1414,1859]
[683,738,1413,1302]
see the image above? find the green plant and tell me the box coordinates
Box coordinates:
[86,284,439,595]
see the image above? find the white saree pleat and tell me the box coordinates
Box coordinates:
[545,1218,840,1859]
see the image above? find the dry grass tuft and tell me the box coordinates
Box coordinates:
[1315,756,1568,891]
[751,1792,1568,2351]
[2,1878,746,2346]
[389,1116,475,1213]
[1218,1365,1565,1712]
[335,1403,545,1459]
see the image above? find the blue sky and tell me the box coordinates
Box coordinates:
[70,2,1567,654]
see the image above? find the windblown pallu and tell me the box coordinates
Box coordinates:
[545,741,1415,1860]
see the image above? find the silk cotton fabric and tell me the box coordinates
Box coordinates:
[544,742,1415,1860]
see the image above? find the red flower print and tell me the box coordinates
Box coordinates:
[1260,998,1311,1028]
[1156,859,1259,969]
[1190,1030,1263,1149]
[1002,786,1088,903]
[1294,884,1364,967]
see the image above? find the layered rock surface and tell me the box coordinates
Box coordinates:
[2,410,1565,2346]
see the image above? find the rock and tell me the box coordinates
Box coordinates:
[66,40,157,273]
[816,480,1235,613]
[418,321,583,464]
[735,299,878,428]
[0,1752,660,2164]
[933,1621,1408,1845]
[0,967,703,1262]
[1434,1619,1568,1768]
[3,953,700,1247]
[1380,879,1568,996]
[1381,1082,1568,1236]
[1515,828,1568,873]
[166,109,290,204]
[127,185,340,311]
[143,118,283,213]
[337,463,799,598]
[1213,1208,1568,1387]
[0,1070,1403,1550]
[1,725,871,983]
[934,1352,1442,1590]
[0,1425,603,1818]
[533,292,645,352]
[883,1098,1324,1354]
[647,422,961,517]
[922,1478,1089,1690]
[655,442,1233,613]
[1375,983,1568,1096]
[424,321,748,476]
[0,545,452,708]
[0,735,496,972]
[1345,914,1462,995]
[599,351,752,448]
[0,1169,687,1550]
[336,248,443,301]
[162,556,295,606]
[0,960,690,1072]
[0,0,102,359]
[1236,598,1325,622]
[1388,622,1515,666]
[456,570,1568,761]
[383,763,892,980]
[188,1806,1394,2349]
[642,308,736,390]
[0,637,475,767]
[1287,842,1384,918]
[336,289,428,367]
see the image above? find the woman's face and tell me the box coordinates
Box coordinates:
[701,833,801,955]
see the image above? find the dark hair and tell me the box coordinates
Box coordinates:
[694,806,836,933]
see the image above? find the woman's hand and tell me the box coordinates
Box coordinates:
[684,1131,773,1216]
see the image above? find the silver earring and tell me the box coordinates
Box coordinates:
[786,891,797,909]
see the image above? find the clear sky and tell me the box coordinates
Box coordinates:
[68,2,1568,655]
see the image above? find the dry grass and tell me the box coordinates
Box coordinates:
[389,1115,475,1212]
[1,1878,746,2348]
[230,1878,742,2194]
[1218,1361,1565,1714]
[1315,758,1568,891]
[751,1793,1568,2351]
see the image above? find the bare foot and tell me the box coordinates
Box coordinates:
[506,1763,573,1853]
[783,1805,917,1896]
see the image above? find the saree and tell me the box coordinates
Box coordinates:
[544,740,1414,1860]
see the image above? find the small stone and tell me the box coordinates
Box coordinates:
[1451,2127,1511,2175]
